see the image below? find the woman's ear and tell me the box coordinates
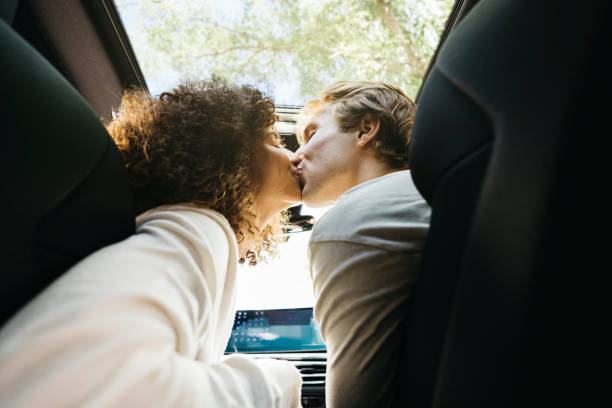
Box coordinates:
[356,113,380,147]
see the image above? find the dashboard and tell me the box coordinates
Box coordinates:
[225,307,325,353]
[225,308,327,407]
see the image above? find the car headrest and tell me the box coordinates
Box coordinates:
[0,0,18,24]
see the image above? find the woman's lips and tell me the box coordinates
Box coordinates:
[293,168,304,190]
[293,173,304,190]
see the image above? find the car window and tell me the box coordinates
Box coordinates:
[114,0,455,311]
[235,204,329,310]
[114,0,454,102]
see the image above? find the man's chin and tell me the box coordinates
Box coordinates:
[301,190,334,208]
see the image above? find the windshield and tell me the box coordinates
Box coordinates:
[114,0,454,312]
[114,0,454,102]
[236,205,329,310]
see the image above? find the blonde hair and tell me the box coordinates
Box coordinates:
[298,80,416,169]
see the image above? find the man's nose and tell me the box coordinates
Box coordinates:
[290,146,304,165]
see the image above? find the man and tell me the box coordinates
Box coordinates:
[292,81,431,408]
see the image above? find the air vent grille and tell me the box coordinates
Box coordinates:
[292,360,326,385]
[252,352,327,386]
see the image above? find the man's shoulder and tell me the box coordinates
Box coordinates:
[310,171,431,252]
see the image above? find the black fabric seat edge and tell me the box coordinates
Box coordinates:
[0,18,135,325]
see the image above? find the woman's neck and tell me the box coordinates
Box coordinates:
[253,199,294,231]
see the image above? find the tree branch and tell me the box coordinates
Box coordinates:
[194,43,293,59]
[372,0,427,73]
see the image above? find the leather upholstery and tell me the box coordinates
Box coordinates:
[0,19,135,325]
[397,0,610,406]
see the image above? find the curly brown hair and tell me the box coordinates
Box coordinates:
[107,76,286,265]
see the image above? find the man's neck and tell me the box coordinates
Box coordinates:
[351,156,404,190]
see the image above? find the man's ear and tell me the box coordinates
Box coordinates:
[356,113,380,148]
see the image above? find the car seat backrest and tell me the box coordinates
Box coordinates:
[0,8,135,325]
[0,0,17,24]
[397,0,610,406]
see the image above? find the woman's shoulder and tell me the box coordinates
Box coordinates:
[137,204,234,239]
[134,204,239,263]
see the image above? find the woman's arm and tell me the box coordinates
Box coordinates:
[0,207,301,407]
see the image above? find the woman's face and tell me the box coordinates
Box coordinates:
[253,130,302,226]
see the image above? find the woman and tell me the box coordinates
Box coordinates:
[0,78,303,407]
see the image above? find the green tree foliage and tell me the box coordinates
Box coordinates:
[116,0,454,103]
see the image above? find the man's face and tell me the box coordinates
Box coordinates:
[293,104,359,207]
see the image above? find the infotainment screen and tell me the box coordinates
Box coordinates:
[225,307,326,353]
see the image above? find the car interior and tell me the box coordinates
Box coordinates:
[1,0,608,407]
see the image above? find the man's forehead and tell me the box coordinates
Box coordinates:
[297,101,333,144]
[306,103,333,128]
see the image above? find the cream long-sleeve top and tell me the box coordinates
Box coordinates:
[0,205,302,407]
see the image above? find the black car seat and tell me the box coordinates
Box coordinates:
[397,0,610,406]
[0,1,135,325]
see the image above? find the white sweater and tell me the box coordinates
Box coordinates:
[0,205,301,407]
